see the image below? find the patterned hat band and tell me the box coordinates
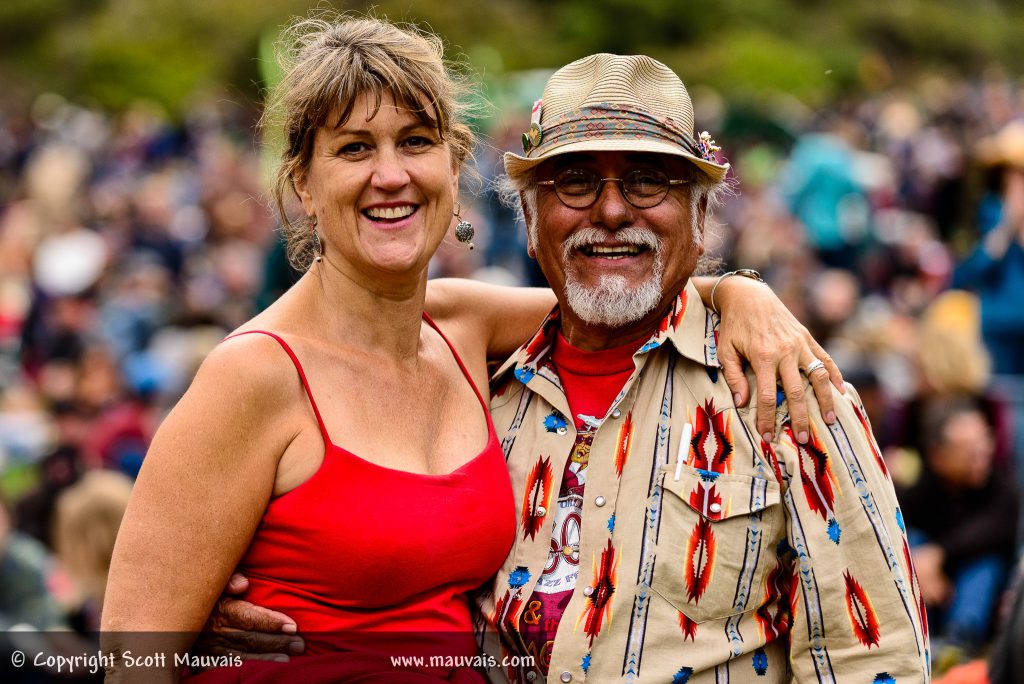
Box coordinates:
[523,104,701,159]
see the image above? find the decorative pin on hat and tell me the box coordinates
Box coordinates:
[694,131,722,163]
[522,99,544,154]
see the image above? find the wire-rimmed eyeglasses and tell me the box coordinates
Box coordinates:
[536,168,691,209]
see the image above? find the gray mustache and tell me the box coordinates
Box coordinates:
[562,227,663,256]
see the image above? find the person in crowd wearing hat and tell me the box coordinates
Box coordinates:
[953,120,1024,550]
[201,51,926,683]
[101,15,844,683]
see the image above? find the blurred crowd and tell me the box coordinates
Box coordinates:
[2,67,1024,681]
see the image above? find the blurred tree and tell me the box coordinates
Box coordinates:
[0,0,1021,117]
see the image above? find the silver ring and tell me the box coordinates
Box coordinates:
[805,358,827,375]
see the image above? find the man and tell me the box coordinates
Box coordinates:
[203,55,927,683]
[476,54,927,683]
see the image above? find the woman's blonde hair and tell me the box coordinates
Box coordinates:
[262,13,477,270]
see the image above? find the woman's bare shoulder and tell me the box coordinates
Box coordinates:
[202,330,300,389]
[165,329,310,451]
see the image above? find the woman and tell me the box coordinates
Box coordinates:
[102,14,840,683]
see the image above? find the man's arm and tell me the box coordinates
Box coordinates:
[192,573,305,661]
[769,381,929,681]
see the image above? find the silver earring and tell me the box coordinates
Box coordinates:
[453,203,474,250]
[310,216,323,263]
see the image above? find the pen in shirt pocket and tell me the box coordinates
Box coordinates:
[673,422,693,482]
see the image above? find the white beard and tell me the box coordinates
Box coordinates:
[560,227,666,327]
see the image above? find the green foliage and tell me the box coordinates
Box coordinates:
[0,0,1022,116]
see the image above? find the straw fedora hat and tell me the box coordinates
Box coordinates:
[504,53,730,181]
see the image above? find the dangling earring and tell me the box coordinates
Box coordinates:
[310,216,323,263]
[453,203,474,250]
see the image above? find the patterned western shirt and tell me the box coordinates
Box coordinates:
[477,281,929,684]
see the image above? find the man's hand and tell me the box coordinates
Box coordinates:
[713,275,844,443]
[193,573,304,662]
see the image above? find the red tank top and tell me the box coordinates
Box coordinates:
[197,316,515,681]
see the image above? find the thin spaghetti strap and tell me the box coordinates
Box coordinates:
[421,313,489,413]
[224,330,331,445]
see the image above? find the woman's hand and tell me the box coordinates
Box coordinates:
[706,274,844,443]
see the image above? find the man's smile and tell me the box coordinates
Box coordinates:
[578,244,646,259]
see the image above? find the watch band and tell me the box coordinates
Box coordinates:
[709,268,765,314]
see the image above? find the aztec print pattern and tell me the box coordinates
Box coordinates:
[623,354,677,682]
[576,539,619,646]
[844,570,881,648]
[785,421,842,544]
[478,282,928,683]
[531,104,702,160]
[784,481,837,684]
[851,400,890,480]
[614,411,634,477]
[679,610,698,642]
[498,384,533,460]
[825,419,927,661]
[685,517,717,603]
[688,399,735,473]
[520,456,554,541]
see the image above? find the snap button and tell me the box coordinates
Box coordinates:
[594,495,606,507]
[611,408,621,418]
[557,427,568,435]
[536,506,547,516]
[525,672,537,682]
[583,586,594,597]
[709,502,722,514]
[560,672,573,683]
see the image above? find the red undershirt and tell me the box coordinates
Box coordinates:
[551,332,639,431]
[519,332,639,674]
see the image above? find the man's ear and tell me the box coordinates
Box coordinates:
[695,195,709,254]
[521,191,537,259]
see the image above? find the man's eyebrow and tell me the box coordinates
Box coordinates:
[548,153,597,170]
[548,153,671,169]
[624,153,669,165]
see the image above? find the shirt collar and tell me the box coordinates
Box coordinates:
[492,280,717,386]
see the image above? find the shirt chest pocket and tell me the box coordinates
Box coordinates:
[650,464,782,624]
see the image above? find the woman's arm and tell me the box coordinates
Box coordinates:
[101,337,300,681]
[427,275,843,443]
[693,274,844,443]
[426,278,555,362]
